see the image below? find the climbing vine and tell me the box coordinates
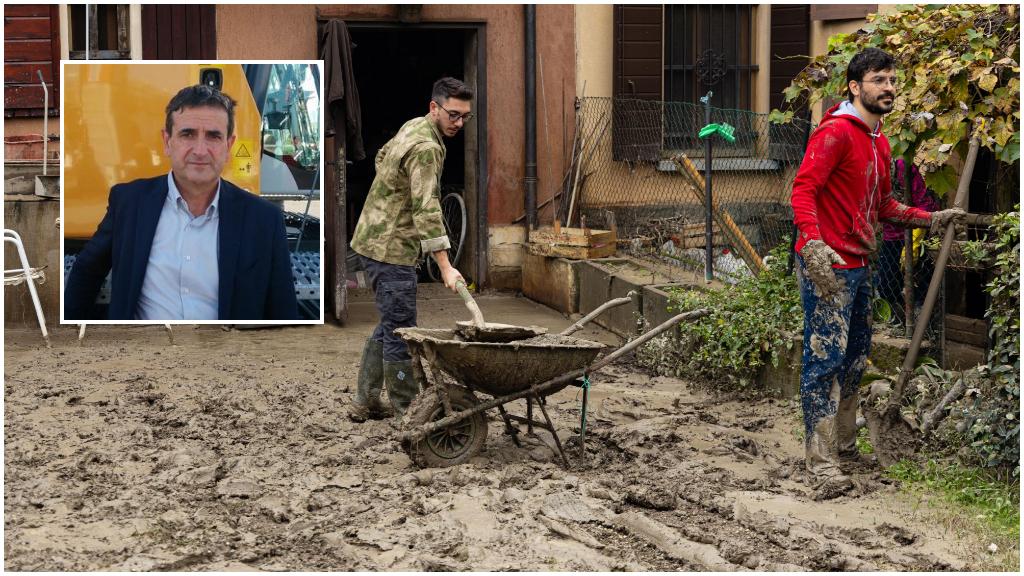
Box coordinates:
[771,4,1020,196]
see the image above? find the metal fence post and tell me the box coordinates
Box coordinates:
[701,91,713,282]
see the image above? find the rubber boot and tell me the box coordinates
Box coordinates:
[384,359,421,416]
[348,339,389,422]
[806,414,854,500]
[836,394,860,459]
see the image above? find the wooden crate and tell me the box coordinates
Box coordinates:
[527,226,616,259]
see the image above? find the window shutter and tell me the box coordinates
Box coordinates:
[3,4,60,117]
[613,4,662,162]
[769,4,811,161]
[142,5,217,59]
[769,5,810,113]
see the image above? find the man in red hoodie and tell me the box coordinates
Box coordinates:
[790,48,963,498]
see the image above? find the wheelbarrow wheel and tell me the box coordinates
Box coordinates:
[401,386,488,468]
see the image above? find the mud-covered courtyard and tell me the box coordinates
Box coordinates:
[3,288,990,570]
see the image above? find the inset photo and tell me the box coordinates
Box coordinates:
[60,61,323,324]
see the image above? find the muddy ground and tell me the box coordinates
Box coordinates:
[3,287,989,570]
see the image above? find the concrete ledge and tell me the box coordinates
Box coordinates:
[641,283,684,339]
[756,330,931,399]
[577,258,676,338]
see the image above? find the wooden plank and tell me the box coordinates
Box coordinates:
[3,39,51,61]
[529,227,615,247]
[945,314,988,348]
[670,153,766,274]
[4,5,49,17]
[4,17,51,40]
[142,5,158,59]
[186,4,201,59]
[674,233,725,249]
[200,5,217,59]
[4,84,48,109]
[4,63,52,83]
[528,241,616,260]
[170,4,187,59]
[157,5,172,59]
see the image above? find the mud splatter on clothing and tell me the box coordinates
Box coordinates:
[797,256,873,439]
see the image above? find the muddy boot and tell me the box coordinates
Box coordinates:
[348,339,390,422]
[836,395,874,469]
[384,359,421,416]
[806,415,854,500]
[836,394,859,458]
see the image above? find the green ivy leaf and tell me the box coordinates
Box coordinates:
[925,164,958,197]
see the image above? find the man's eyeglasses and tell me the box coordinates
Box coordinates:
[435,101,474,122]
[860,76,898,88]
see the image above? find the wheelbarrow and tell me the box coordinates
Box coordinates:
[396,296,710,468]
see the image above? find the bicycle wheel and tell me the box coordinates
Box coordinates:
[427,192,467,282]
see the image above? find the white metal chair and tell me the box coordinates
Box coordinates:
[4,228,50,347]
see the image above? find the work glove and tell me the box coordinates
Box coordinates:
[929,208,967,236]
[799,239,847,298]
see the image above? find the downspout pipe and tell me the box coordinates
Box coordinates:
[524,4,538,230]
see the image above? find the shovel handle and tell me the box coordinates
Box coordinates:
[455,280,485,328]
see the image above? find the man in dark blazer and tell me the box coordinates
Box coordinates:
[65,84,299,321]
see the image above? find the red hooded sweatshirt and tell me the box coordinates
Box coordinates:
[791,102,930,268]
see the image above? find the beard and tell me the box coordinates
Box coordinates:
[863,92,895,115]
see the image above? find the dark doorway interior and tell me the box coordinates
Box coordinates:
[347,28,467,245]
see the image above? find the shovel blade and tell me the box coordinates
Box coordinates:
[864,404,922,467]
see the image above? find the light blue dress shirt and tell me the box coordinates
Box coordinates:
[135,173,220,320]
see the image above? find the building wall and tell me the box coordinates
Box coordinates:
[807,4,898,121]
[216,4,575,289]
[575,5,614,98]
[4,178,60,329]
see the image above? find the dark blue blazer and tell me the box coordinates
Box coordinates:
[65,175,299,321]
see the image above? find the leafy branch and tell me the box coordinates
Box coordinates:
[771,4,1020,196]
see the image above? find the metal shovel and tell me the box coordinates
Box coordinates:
[453,280,548,343]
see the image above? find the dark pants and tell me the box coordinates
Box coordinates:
[797,256,873,440]
[361,255,417,361]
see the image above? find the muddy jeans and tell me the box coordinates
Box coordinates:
[361,255,417,362]
[797,257,872,445]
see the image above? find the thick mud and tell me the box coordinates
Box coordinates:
[3,292,986,570]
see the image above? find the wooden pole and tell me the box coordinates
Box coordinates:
[671,153,765,274]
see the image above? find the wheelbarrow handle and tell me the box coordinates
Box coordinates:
[400,307,711,445]
[559,291,637,336]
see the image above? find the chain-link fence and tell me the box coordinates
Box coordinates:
[567,96,978,355]
[568,97,811,283]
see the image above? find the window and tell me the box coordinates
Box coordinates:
[664,5,755,110]
[663,5,756,153]
[69,4,131,60]
[613,5,759,159]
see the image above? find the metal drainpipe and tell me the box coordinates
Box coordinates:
[524,4,538,230]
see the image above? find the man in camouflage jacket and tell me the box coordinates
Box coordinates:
[348,77,472,421]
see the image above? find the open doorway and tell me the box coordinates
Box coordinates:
[346,25,479,284]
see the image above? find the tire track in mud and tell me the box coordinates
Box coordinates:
[4,329,972,570]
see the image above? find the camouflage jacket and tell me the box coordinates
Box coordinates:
[350,115,450,265]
